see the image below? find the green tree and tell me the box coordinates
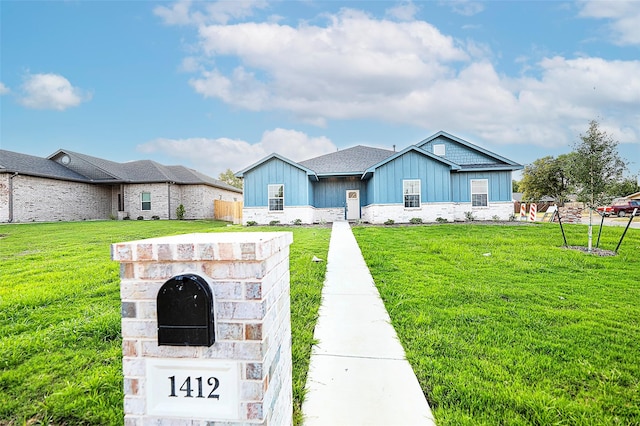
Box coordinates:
[607,176,640,198]
[569,120,627,251]
[512,179,520,193]
[570,120,626,207]
[218,168,243,189]
[519,154,572,205]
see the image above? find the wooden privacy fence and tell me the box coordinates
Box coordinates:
[214,200,243,224]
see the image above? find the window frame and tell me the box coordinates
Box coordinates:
[471,179,488,207]
[141,192,151,211]
[403,179,421,209]
[268,184,284,211]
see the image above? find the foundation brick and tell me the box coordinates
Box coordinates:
[217,322,244,340]
[135,244,153,261]
[123,339,139,357]
[245,323,262,341]
[122,302,137,318]
[246,363,263,380]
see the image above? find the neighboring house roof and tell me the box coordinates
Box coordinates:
[298,145,395,176]
[626,191,640,200]
[1,149,241,193]
[0,149,89,182]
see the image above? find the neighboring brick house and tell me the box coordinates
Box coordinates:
[0,149,242,223]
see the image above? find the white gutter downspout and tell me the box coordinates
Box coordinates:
[8,172,18,223]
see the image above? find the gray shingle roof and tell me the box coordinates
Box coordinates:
[299,145,395,175]
[1,149,241,193]
[0,150,89,181]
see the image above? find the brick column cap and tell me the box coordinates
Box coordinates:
[111,232,293,262]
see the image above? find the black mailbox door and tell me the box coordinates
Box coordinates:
[157,274,215,346]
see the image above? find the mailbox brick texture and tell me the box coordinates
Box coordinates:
[112,232,294,426]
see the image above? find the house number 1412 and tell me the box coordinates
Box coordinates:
[168,375,220,399]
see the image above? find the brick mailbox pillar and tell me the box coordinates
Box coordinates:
[111,232,294,425]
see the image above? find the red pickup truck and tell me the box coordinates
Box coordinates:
[609,200,640,217]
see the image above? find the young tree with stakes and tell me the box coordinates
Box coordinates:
[570,120,627,251]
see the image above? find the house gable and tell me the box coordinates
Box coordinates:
[417,131,522,171]
[366,147,457,204]
[240,156,312,208]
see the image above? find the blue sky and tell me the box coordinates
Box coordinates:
[1,0,639,180]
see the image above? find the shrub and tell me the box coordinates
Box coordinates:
[292,218,303,225]
[384,219,395,225]
[269,220,280,226]
[176,204,185,220]
[246,221,257,226]
[137,216,144,220]
[464,211,475,221]
[152,215,160,220]
[492,215,500,222]
[123,216,130,220]
[409,217,423,224]
[436,217,448,223]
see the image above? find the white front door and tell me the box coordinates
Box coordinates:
[346,190,360,220]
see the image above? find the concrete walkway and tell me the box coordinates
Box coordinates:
[302,221,436,425]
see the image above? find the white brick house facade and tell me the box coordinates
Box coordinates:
[0,149,242,223]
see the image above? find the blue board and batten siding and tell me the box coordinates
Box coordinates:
[419,137,497,165]
[242,158,311,207]
[368,151,452,204]
[451,171,513,202]
[238,131,520,222]
[312,177,366,208]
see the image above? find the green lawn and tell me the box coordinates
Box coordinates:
[2,220,639,425]
[0,220,330,425]
[352,222,640,425]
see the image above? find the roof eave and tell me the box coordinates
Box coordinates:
[456,165,523,172]
[235,153,318,181]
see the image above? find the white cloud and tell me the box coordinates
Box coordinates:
[188,9,468,124]
[160,2,639,154]
[154,0,268,26]
[441,0,485,17]
[137,128,336,176]
[578,0,640,45]
[19,73,90,110]
[0,82,9,95]
[386,1,419,21]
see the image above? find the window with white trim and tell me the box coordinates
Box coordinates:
[471,179,488,207]
[141,192,151,211]
[403,179,421,208]
[268,184,284,211]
